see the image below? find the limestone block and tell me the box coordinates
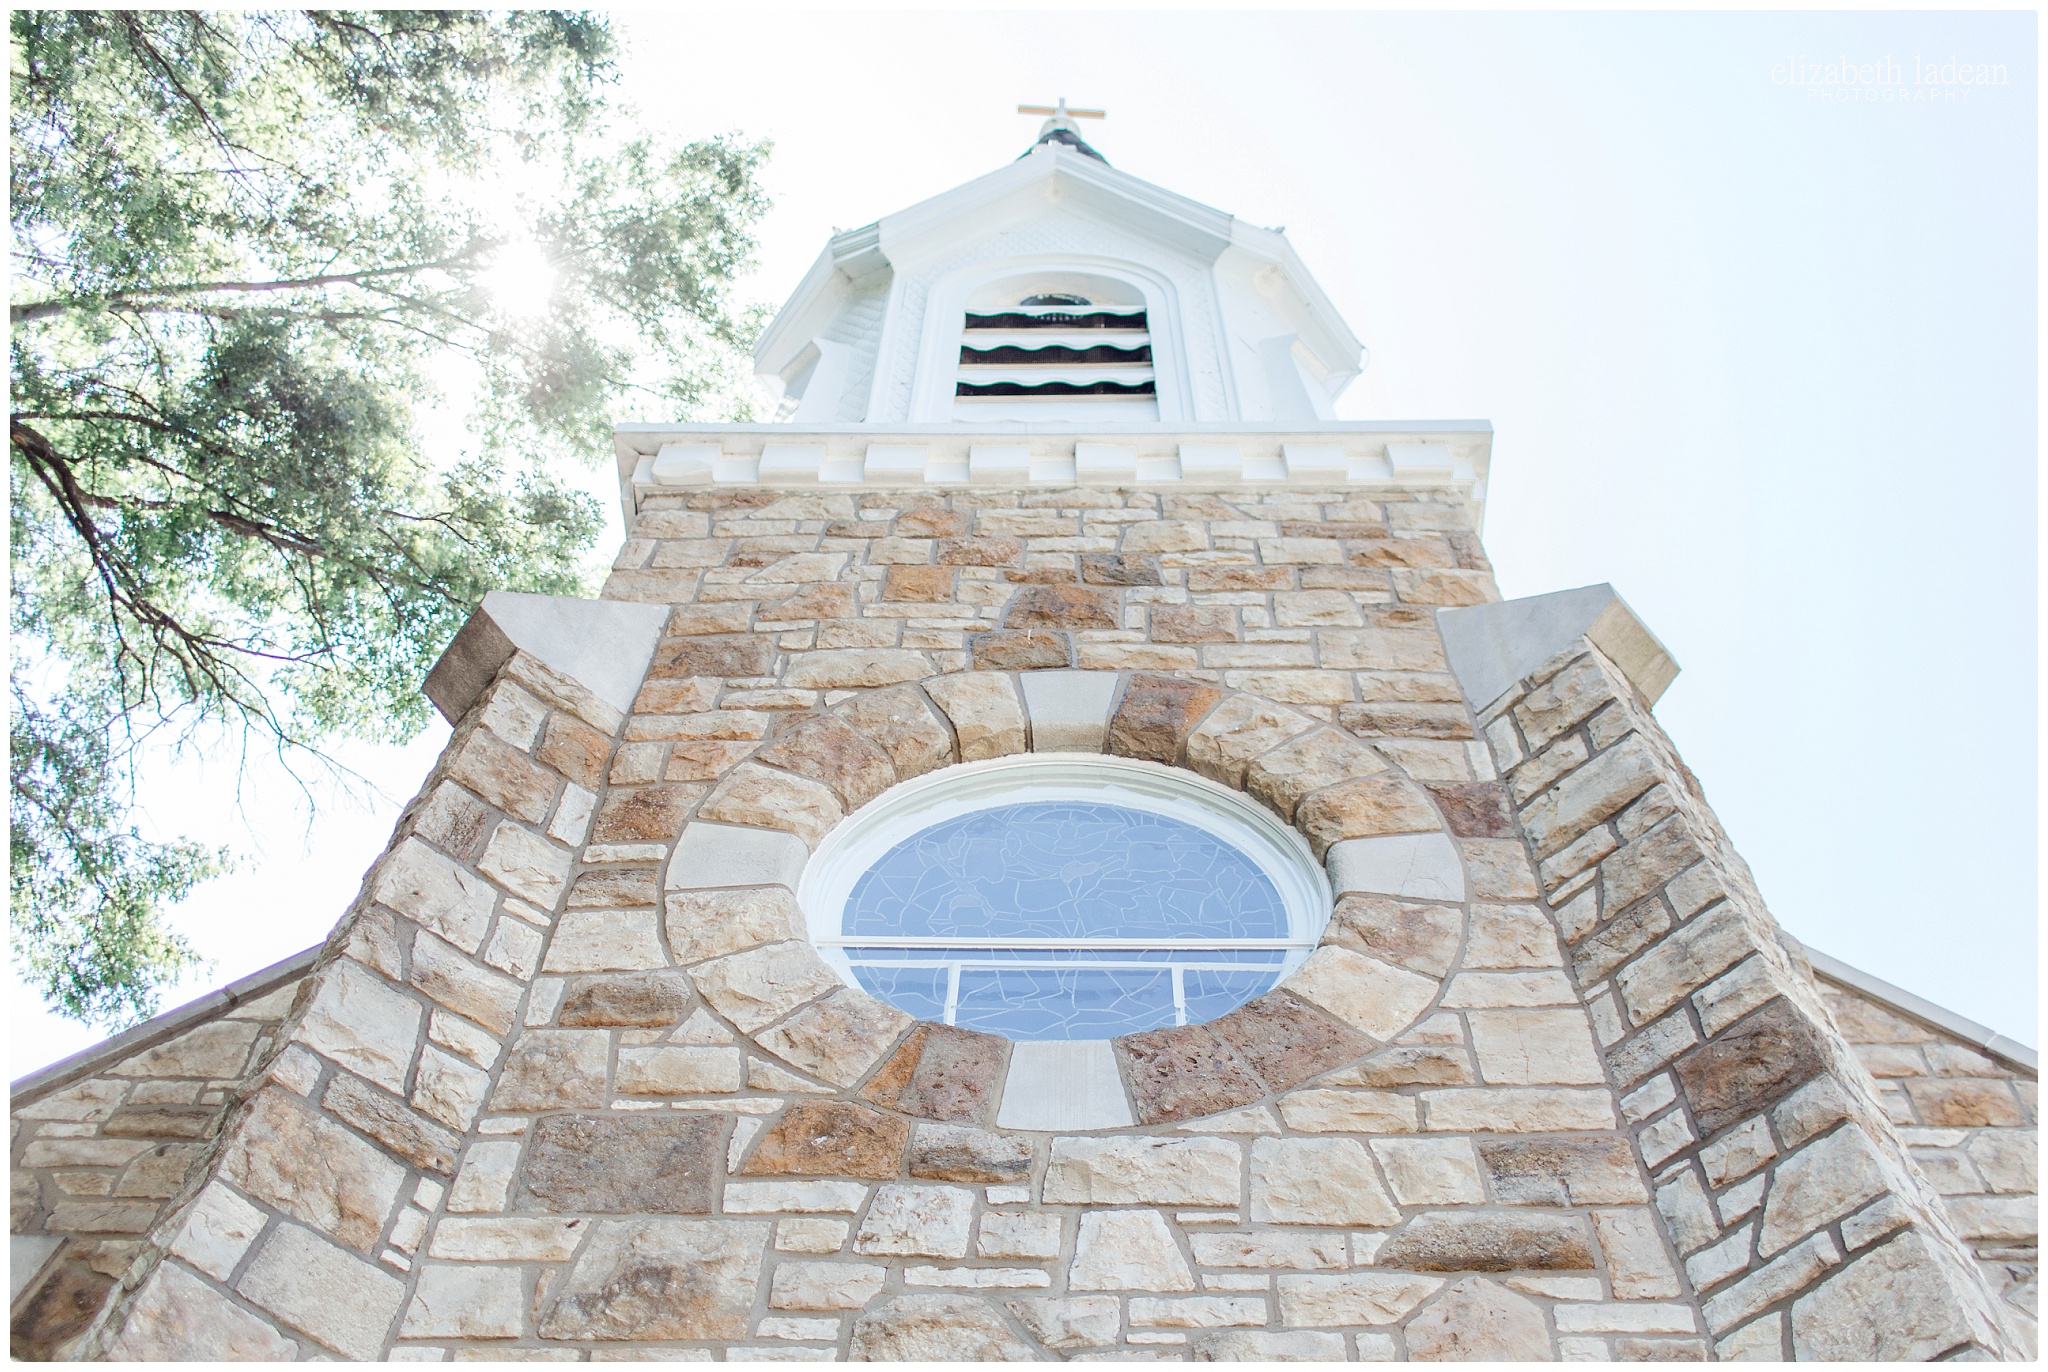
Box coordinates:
[700,764,844,846]
[319,1069,460,1171]
[1756,1124,1894,1257]
[220,1090,406,1253]
[1277,1089,1418,1133]
[1460,838,1540,900]
[742,1102,909,1180]
[1108,673,1225,764]
[411,931,523,1034]
[1402,1277,1554,1360]
[1207,991,1371,1092]
[1008,1295,1121,1350]
[1421,1087,1616,1132]
[1442,969,1576,1008]
[1370,1137,1485,1205]
[167,1182,268,1281]
[690,940,841,1033]
[979,1211,1064,1260]
[1903,1077,2027,1127]
[1043,1136,1242,1206]
[1248,1137,1399,1226]
[756,990,913,1087]
[1129,1295,1266,1328]
[724,1180,871,1213]
[911,1123,1035,1184]
[110,1260,300,1360]
[783,648,931,690]
[427,1216,585,1262]
[1326,833,1467,901]
[836,685,955,779]
[1674,999,1830,1135]
[1325,897,1462,976]
[1377,1211,1596,1271]
[1018,670,1120,752]
[1319,626,1448,672]
[849,1295,1040,1361]
[1716,1312,1786,1361]
[1965,1129,2037,1192]
[922,672,1027,761]
[445,1140,521,1214]
[665,886,803,965]
[541,909,666,973]
[1478,1138,1647,1205]
[488,1029,609,1110]
[758,717,897,811]
[1701,1232,1841,1335]
[865,1022,1010,1125]
[294,959,422,1094]
[770,1260,889,1309]
[400,1263,525,1339]
[854,1183,976,1258]
[1615,902,1761,1027]
[1068,1210,1196,1291]
[105,1018,261,1081]
[522,1113,721,1213]
[1519,735,1661,859]
[372,838,496,953]
[1284,945,1437,1040]
[618,1046,747,1095]
[538,1219,768,1340]
[478,823,573,906]
[1295,777,1440,855]
[1327,1043,1474,1089]
[1467,1008,1606,1085]
[1244,727,1386,822]
[1192,1330,1347,1361]
[973,629,1072,670]
[559,972,692,1027]
[1185,695,1316,790]
[591,783,696,844]
[1188,1231,1347,1269]
[1275,1272,1442,1326]
[1113,1024,1266,1124]
[234,1220,407,1359]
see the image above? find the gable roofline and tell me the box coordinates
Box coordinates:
[1807,945,2037,1074]
[9,944,321,1106]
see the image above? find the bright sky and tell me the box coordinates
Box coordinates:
[12,10,2036,1078]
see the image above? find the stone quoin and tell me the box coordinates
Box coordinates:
[11,105,2035,1363]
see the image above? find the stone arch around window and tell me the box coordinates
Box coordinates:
[905,256,1195,424]
[658,669,1533,1133]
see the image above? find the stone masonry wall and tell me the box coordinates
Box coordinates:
[1472,638,2027,1360]
[28,482,2029,1361]
[1819,979,2037,1347]
[10,974,308,1359]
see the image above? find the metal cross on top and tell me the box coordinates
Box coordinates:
[1018,98,1105,125]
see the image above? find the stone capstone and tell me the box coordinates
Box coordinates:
[521,1112,721,1213]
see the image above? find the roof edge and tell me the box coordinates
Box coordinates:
[9,945,323,1106]
[1806,946,2037,1075]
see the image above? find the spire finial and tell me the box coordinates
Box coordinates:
[1017,99,1109,164]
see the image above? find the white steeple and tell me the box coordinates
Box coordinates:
[754,127,1365,426]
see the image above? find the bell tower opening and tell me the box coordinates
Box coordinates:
[952,271,1160,421]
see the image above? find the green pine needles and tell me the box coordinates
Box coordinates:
[10,11,771,1026]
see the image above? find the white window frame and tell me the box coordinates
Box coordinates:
[798,755,1332,1036]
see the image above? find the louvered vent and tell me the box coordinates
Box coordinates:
[956,293,1154,400]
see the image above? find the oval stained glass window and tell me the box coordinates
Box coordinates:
[801,757,1330,1042]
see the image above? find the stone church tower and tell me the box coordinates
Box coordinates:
[12,113,2036,1361]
